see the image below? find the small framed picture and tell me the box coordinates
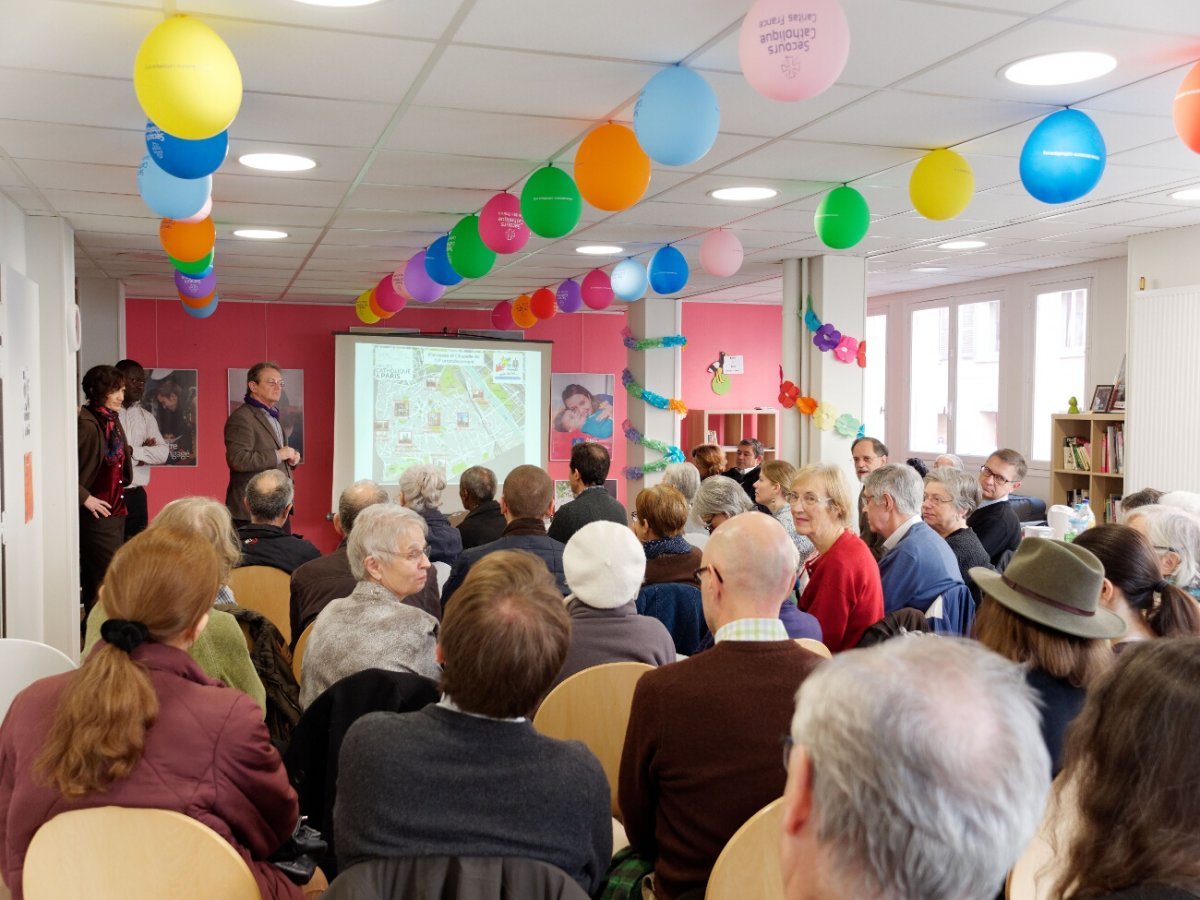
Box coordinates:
[1090,384,1113,412]
[1107,382,1125,413]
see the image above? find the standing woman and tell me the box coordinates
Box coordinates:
[78,364,132,614]
[754,460,815,561]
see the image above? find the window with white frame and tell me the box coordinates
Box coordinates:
[863,314,887,440]
[1031,283,1089,464]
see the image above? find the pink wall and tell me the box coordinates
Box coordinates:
[125,298,784,553]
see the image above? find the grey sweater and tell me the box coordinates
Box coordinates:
[553,600,676,689]
[334,704,612,896]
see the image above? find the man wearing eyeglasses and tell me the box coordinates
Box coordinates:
[967,449,1026,567]
[851,436,889,560]
[225,361,301,528]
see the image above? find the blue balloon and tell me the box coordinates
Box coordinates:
[137,154,211,220]
[181,295,218,319]
[634,66,720,166]
[1020,109,1106,204]
[648,245,689,295]
[611,259,648,302]
[145,121,228,179]
[424,234,463,286]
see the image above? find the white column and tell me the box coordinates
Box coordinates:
[77,276,126,377]
[780,258,802,465]
[625,298,682,508]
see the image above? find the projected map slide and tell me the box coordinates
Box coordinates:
[355,343,541,484]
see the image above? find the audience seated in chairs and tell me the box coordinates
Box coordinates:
[398,464,462,567]
[299,504,441,709]
[922,467,992,606]
[1125,504,1200,600]
[553,521,675,689]
[633,484,703,587]
[236,469,320,574]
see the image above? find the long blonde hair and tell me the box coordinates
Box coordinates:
[36,528,219,797]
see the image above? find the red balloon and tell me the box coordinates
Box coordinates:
[375,271,408,313]
[530,287,557,320]
[491,300,517,330]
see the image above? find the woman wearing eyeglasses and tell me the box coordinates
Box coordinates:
[754,460,815,562]
[789,463,884,653]
[298,504,441,709]
[921,468,992,606]
[1125,505,1200,600]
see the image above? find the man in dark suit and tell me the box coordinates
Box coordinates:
[967,448,1026,567]
[456,465,506,551]
[547,443,627,545]
[728,438,763,498]
[225,361,298,527]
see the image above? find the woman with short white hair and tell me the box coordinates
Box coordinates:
[663,461,705,536]
[299,504,441,708]
[398,464,462,566]
[922,468,992,605]
[1126,505,1200,599]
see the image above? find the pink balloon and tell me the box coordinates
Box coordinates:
[738,0,850,101]
[176,195,213,224]
[491,300,517,330]
[478,192,530,254]
[581,268,613,310]
[699,230,744,278]
[402,251,446,303]
[556,279,583,313]
[375,271,408,313]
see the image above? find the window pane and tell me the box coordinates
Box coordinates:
[864,314,887,439]
[1032,288,1088,462]
[910,307,949,453]
[955,300,1000,457]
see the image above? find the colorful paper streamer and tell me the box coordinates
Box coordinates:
[621,326,688,352]
[803,295,866,368]
[621,419,686,480]
[621,369,688,415]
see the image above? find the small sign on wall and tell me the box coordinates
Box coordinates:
[723,355,744,375]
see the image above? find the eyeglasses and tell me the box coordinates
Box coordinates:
[398,545,431,563]
[923,494,954,506]
[980,465,1012,485]
[1154,545,1180,555]
[782,488,799,504]
[257,378,285,388]
[701,515,725,534]
[694,565,724,584]
[791,493,831,509]
[782,735,795,772]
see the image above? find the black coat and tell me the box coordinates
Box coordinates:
[456,499,507,551]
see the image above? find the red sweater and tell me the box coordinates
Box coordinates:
[618,641,822,899]
[799,529,885,652]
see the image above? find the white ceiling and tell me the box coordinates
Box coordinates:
[3,0,1200,306]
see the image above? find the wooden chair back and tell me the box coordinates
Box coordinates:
[22,806,259,899]
[227,565,293,645]
[0,638,75,721]
[533,662,653,818]
[794,638,832,659]
[292,620,316,682]
[705,797,785,900]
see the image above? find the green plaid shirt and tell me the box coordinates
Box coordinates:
[714,618,789,643]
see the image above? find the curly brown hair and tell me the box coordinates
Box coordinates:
[691,444,726,479]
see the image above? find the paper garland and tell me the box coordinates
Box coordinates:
[621,326,688,352]
[778,378,866,441]
[621,419,687,480]
[621,327,688,480]
[804,296,867,368]
[621,369,688,415]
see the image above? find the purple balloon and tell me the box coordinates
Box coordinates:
[556,278,583,313]
[404,250,446,303]
[174,268,217,298]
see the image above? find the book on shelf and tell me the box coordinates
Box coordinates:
[1104,494,1122,523]
[1062,436,1091,471]
[1097,424,1124,475]
[1066,487,1091,507]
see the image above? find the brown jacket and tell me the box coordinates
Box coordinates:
[77,407,132,505]
[224,402,291,521]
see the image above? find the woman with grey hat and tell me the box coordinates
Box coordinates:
[971,538,1125,775]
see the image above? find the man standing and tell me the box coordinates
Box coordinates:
[114,359,169,539]
[236,470,320,574]
[620,513,823,899]
[225,361,299,528]
[456,465,506,551]
[968,448,1026,567]
[779,638,1050,900]
[851,436,889,559]
[547,443,627,545]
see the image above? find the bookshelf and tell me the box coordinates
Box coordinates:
[682,408,779,468]
[1050,413,1125,522]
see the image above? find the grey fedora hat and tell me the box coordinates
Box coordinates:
[970,537,1126,640]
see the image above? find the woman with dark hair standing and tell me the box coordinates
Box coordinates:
[77,364,132,613]
[1072,524,1200,645]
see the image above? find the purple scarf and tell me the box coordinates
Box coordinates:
[243,393,280,419]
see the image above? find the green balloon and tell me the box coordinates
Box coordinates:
[814,186,870,250]
[520,166,582,238]
[169,249,214,275]
[447,215,496,279]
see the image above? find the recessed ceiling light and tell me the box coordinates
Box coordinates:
[238,153,316,173]
[709,186,778,201]
[575,245,624,256]
[938,239,987,250]
[1002,51,1116,86]
[1171,187,1200,201]
[289,0,384,6]
[234,229,288,240]
[913,266,949,272]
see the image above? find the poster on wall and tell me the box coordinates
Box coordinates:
[549,373,615,462]
[142,368,198,466]
[227,368,305,458]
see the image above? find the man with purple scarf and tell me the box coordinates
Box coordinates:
[224,361,299,528]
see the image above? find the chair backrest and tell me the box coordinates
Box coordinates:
[635,582,707,656]
[292,619,316,682]
[794,638,831,659]
[0,638,75,721]
[227,565,293,644]
[22,806,259,899]
[533,662,653,818]
[433,561,451,593]
[705,796,785,900]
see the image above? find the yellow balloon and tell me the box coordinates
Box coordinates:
[134,16,242,141]
[909,149,974,221]
[355,290,380,325]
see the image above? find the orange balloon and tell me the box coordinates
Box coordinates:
[160,216,215,262]
[177,288,215,309]
[530,287,557,320]
[574,123,651,211]
[1175,62,1200,154]
[512,293,537,328]
[367,287,394,320]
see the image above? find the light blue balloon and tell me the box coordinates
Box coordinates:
[181,295,218,319]
[1019,109,1106,204]
[424,234,463,286]
[145,121,228,179]
[137,154,211,220]
[611,258,648,302]
[634,67,720,166]
[648,245,689,295]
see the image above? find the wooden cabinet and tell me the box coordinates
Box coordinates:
[1050,413,1125,522]
[682,408,779,468]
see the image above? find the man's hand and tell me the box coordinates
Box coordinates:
[281,447,301,466]
[83,495,112,518]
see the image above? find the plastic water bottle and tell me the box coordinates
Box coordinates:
[1065,503,1091,542]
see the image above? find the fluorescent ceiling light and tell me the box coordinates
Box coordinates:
[1171,187,1200,201]
[234,229,288,240]
[938,239,987,250]
[289,0,384,6]
[912,266,948,272]
[238,153,316,172]
[1002,51,1116,86]
[709,186,777,201]
[575,245,624,256]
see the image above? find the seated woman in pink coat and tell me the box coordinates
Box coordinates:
[0,528,303,899]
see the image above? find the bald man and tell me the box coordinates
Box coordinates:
[619,513,825,900]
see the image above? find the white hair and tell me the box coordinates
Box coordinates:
[1126,504,1200,594]
[663,462,701,503]
[934,453,964,470]
[863,463,924,518]
[398,464,447,512]
[791,637,1050,900]
[924,468,981,517]
[691,475,754,519]
[348,504,428,581]
[1160,491,1200,521]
